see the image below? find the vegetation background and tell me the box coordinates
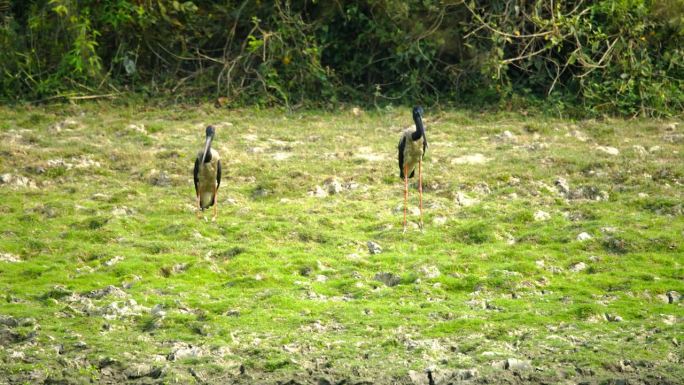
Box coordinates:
[1,0,683,116]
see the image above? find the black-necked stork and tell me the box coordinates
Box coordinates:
[193,125,222,220]
[398,106,427,231]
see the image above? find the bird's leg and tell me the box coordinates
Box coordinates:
[212,184,218,222]
[403,164,409,233]
[418,159,424,230]
[196,194,202,219]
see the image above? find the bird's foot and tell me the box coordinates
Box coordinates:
[211,215,217,223]
[419,221,424,231]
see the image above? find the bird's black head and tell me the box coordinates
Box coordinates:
[205,125,216,137]
[412,106,424,118]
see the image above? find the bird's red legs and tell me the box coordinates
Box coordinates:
[196,193,202,219]
[212,184,218,221]
[403,164,409,233]
[418,159,424,230]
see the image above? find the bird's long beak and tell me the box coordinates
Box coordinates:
[201,136,212,163]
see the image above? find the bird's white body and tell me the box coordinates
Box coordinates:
[196,148,220,209]
[400,128,426,177]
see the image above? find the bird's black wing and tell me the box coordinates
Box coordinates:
[398,135,406,179]
[216,159,222,188]
[193,157,200,195]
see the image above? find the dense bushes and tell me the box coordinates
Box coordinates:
[0,0,682,116]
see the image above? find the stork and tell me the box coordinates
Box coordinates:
[398,106,427,232]
[193,125,222,220]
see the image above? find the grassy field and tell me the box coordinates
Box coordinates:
[0,104,682,385]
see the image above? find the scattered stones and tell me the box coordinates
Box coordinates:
[308,186,327,198]
[576,232,592,242]
[432,216,447,226]
[419,265,441,279]
[534,210,551,221]
[272,152,293,161]
[127,124,147,134]
[505,358,532,371]
[86,285,127,299]
[596,146,620,156]
[604,313,623,322]
[125,363,161,379]
[632,145,648,157]
[455,191,479,207]
[569,262,587,273]
[168,343,206,361]
[374,272,400,287]
[570,130,589,142]
[494,130,517,143]
[554,177,570,196]
[0,252,21,263]
[104,255,124,267]
[49,119,80,132]
[451,153,489,165]
[323,178,343,195]
[649,145,662,153]
[667,291,681,304]
[149,170,171,187]
[0,174,37,189]
[111,206,134,217]
[367,241,382,255]
[151,304,166,318]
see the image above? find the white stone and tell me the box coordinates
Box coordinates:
[534,210,551,221]
[596,146,620,155]
[576,232,592,241]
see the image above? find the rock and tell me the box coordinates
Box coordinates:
[432,216,447,226]
[125,363,160,379]
[451,153,489,165]
[0,253,21,263]
[308,185,327,198]
[576,232,592,241]
[508,176,521,186]
[168,344,205,361]
[149,170,171,187]
[534,210,551,221]
[315,275,328,282]
[87,285,127,299]
[649,145,661,153]
[569,262,587,273]
[272,152,293,161]
[505,358,532,371]
[494,130,517,143]
[632,145,648,157]
[596,146,620,155]
[667,291,681,304]
[555,177,570,195]
[151,304,166,318]
[323,178,343,195]
[605,313,623,322]
[455,191,478,207]
[570,130,589,142]
[367,241,382,255]
[374,272,400,287]
[111,207,134,217]
[0,174,37,189]
[419,265,441,279]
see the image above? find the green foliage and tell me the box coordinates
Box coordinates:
[0,0,682,115]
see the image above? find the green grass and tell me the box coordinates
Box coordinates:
[0,104,682,384]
